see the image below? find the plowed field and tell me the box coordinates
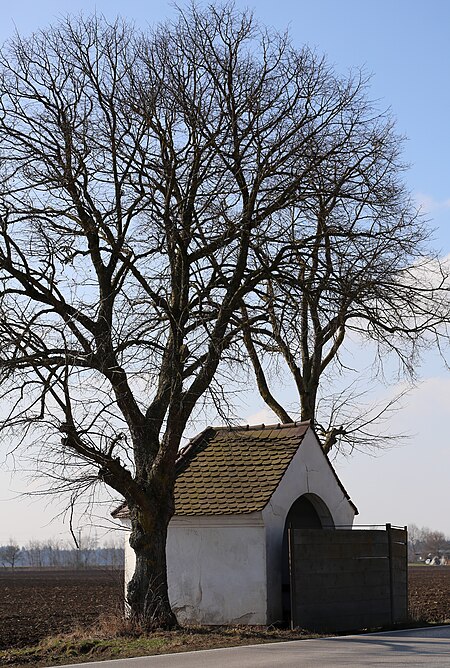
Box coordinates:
[0,568,124,650]
[0,566,448,650]
[408,565,450,623]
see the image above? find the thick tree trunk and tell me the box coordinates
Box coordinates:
[127,503,178,629]
[300,387,316,426]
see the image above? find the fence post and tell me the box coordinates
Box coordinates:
[404,525,408,621]
[386,523,394,624]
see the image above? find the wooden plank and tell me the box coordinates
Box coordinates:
[294,600,391,617]
[294,567,390,585]
[389,528,407,542]
[292,543,381,558]
[293,573,391,589]
[292,542,389,559]
[291,559,390,574]
[293,583,392,603]
[296,593,392,608]
[293,529,387,543]
[391,543,407,557]
[296,594,390,608]
[292,552,391,564]
[292,559,390,576]
[293,530,388,546]
[293,606,392,631]
[390,554,407,567]
[391,584,408,599]
[295,602,391,618]
[296,569,389,592]
[393,601,408,615]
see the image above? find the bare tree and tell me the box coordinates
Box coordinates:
[24,540,44,568]
[239,99,450,453]
[407,524,422,562]
[422,529,448,557]
[0,540,21,569]
[0,5,381,626]
[408,525,449,562]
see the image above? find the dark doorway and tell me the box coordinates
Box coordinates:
[281,494,333,624]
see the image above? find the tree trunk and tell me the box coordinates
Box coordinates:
[127,503,178,629]
[300,385,316,426]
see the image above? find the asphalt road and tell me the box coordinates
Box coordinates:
[53,626,450,668]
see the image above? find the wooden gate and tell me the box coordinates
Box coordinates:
[289,524,408,631]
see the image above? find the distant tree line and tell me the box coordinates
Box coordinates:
[408,525,450,563]
[0,537,124,569]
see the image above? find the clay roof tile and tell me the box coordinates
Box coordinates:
[173,421,310,515]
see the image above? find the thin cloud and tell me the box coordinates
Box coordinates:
[415,192,450,214]
[244,407,280,425]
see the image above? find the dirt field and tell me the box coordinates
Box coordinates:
[0,566,449,650]
[408,565,450,623]
[0,568,124,650]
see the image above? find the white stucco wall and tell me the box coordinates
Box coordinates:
[122,522,135,606]
[122,512,267,625]
[262,428,356,622]
[167,514,266,625]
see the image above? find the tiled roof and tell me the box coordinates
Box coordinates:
[174,422,309,515]
[112,421,356,519]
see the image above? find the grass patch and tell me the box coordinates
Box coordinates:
[1,636,167,667]
[0,616,321,667]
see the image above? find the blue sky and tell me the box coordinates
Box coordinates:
[0,0,449,543]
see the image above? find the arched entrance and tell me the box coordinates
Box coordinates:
[281,494,334,624]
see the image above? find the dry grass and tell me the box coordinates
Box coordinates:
[0,615,320,668]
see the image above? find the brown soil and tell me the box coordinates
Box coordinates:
[0,566,448,652]
[408,565,450,623]
[0,568,124,650]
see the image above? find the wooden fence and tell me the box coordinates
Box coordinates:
[289,524,408,631]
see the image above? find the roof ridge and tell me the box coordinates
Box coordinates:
[212,420,310,432]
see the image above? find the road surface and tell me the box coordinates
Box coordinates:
[52,625,450,667]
